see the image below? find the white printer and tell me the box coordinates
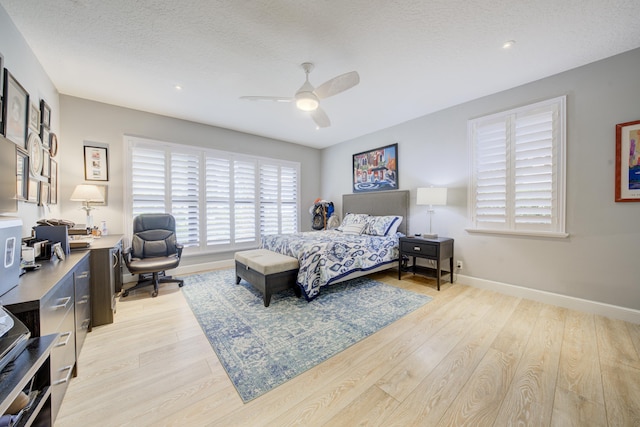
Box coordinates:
[0,217,22,297]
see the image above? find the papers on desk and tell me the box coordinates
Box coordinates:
[69,236,94,249]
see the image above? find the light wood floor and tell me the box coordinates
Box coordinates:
[56,269,640,426]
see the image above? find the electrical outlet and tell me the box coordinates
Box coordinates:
[456,260,463,269]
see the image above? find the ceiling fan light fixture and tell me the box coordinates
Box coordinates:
[295,92,319,111]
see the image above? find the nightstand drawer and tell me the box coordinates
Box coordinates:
[401,241,437,257]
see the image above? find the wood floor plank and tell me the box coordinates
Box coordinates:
[321,385,400,427]
[556,310,604,405]
[435,298,541,426]
[378,292,518,426]
[595,315,640,370]
[600,361,640,426]
[550,385,607,427]
[492,305,566,426]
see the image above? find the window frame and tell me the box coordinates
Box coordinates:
[123,135,301,255]
[467,96,568,238]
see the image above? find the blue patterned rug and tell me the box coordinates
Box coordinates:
[181,269,432,402]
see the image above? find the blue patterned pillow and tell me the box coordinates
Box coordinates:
[364,215,403,236]
[337,213,370,231]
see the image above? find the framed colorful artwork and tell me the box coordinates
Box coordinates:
[84,145,109,181]
[615,119,640,202]
[352,143,398,193]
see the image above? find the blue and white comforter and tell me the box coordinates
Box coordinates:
[260,230,400,300]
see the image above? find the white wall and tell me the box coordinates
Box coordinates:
[321,48,640,311]
[0,6,60,234]
[58,95,321,265]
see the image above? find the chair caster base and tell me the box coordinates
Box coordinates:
[122,290,130,297]
[151,290,158,297]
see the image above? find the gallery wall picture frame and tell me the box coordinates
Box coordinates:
[49,159,57,204]
[40,126,50,149]
[16,147,29,201]
[49,132,58,157]
[40,100,51,130]
[39,181,50,206]
[29,101,40,133]
[42,150,51,177]
[352,143,399,193]
[84,145,109,181]
[615,119,640,202]
[2,70,29,148]
[27,177,39,203]
[27,132,43,177]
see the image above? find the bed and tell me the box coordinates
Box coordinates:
[260,190,409,300]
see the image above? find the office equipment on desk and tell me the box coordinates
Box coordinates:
[0,306,30,373]
[33,225,70,255]
[0,217,22,297]
[69,236,93,249]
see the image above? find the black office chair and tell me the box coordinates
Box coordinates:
[122,213,184,298]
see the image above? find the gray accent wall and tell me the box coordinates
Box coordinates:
[321,48,640,310]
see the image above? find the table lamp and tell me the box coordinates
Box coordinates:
[70,184,104,229]
[416,187,447,238]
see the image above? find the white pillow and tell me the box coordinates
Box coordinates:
[337,213,370,231]
[340,223,366,235]
[364,215,403,236]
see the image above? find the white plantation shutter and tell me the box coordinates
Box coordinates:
[469,96,566,236]
[280,166,298,234]
[126,136,299,252]
[171,152,200,247]
[233,160,257,243]
[205,156,231,245]
[260,164,299,236]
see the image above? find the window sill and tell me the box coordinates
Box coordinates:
[465,228,569,239]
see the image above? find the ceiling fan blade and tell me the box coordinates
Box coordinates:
[240,96,293,103]
[310,107,331,128]
[314,71,360,99]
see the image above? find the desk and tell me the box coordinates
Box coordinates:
[398,236,454,290]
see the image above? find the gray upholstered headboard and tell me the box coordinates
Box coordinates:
[342,190,409,235]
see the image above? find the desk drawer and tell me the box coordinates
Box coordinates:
[41,273,75,336]
[401,241,437,257]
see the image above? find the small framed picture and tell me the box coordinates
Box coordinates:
[615,119,640,202]
[16,147,29,201]
[42,150,51,177]
[2,70,30,148]
[27,177,39,203]
[40,99,51,129]
[84,145,109,181]
[49,132,58,157]
[49,159,58,204]
[39,181,50,206]
[41,126,50,149]
[29,101,40,133]
[0,52,4,134]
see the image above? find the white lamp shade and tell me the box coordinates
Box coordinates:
[416,187,447,206]
[70,184,105,203]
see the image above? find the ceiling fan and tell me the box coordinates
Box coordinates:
[240,62,360,128]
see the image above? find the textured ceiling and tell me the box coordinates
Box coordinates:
[2,0,640,149]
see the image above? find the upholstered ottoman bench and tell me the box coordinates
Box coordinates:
[234,249,301,307]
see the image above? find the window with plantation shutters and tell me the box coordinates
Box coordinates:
[468,96,567,237]
[125,136,300,254]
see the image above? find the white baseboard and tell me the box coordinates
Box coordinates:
[457,274,640,324]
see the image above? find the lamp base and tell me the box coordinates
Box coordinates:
[422,233,438,239]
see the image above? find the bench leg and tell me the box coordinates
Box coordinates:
[236,275,241,284]
[263,291,271,307]
[294,285,301,298]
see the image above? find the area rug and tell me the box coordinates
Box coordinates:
[181,269,432,402]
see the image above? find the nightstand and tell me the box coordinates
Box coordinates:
[398,236,454,290]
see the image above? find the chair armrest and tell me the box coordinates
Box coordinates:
[176,243,183,258]
[122,246,133,268]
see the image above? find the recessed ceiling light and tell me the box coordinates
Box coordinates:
[502,40,516,49]
[174,84,183,90]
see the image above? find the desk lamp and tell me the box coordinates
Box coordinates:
[416,187,447,238]
[70,184,104,230]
